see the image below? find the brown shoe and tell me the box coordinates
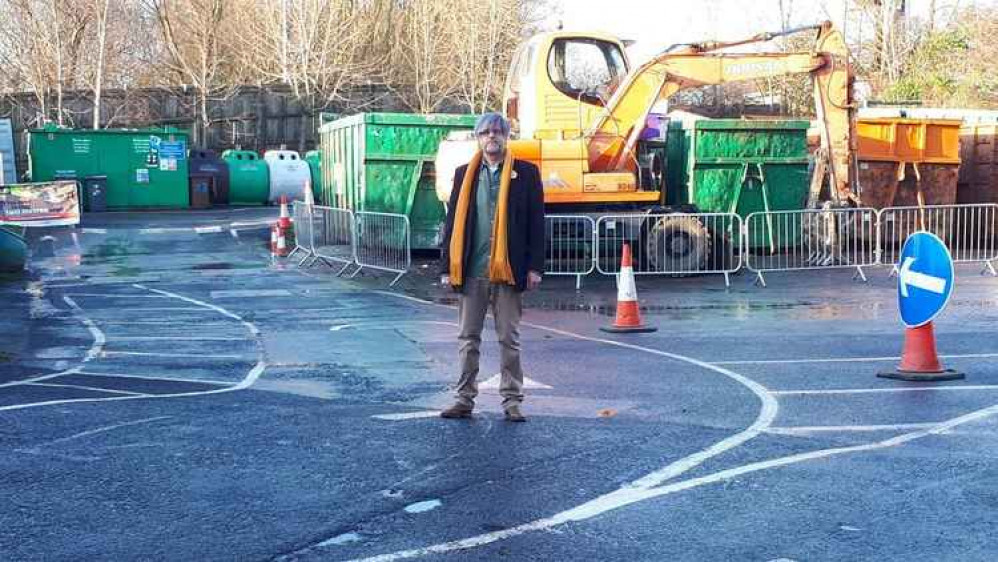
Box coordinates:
[440,403,474,419]
[504,404,527,422]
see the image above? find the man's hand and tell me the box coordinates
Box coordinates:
[440,274,451,287]
[527,270,542,290]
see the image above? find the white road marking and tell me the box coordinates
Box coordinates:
[80,228,107,234]
[139,227,191,234]
[65,293,170,298]
[76,371,232,387]
[29,382,147,396]
[372,411,441,421]
[210,289,291,299]
[100,350,247,359]
[17,416,170,451]
[0,287,266,413]
[350,402,998,562]
[773,385,998,396]
[403,500,442,514]
[110,336,248,342]
[195,226,223,234]
[765,423,940,435]
[479,374,553,390]
[330,320,458,332]
[712,353,998,365]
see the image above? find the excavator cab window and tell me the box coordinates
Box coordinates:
[547,38,626,106]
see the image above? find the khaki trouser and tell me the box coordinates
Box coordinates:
[454,277,524,408]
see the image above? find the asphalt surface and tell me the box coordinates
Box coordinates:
[2,208,998,561]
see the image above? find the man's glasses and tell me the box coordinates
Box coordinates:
[476,128,505,137]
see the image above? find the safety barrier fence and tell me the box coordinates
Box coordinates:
[289,203,998,287]
[594,213,744,286]
[288,202,314,263]
[351,211,411,286]
[744,207,880,287]
[292,204,410,284]
[878,204,998,276]
[309,205,356,275]
[544,215,597,289]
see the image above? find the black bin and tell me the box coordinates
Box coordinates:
[83,176,107,212]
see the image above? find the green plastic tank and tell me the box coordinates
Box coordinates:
[221,150,269,205]
[318,112,479,250]
[28,126,190,209]
[304,150,323,204]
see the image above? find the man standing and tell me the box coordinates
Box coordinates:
[439,113,545,422]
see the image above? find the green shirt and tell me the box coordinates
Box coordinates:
[469,161,502,278]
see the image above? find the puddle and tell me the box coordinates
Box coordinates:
[191,262,234,270]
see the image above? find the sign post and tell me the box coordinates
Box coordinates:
[878,231,964,381]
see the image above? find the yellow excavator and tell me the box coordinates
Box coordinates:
[435,21,856,267]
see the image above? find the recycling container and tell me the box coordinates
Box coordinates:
[28,126,190,209]
[856,118,961,209]
[82,176,108,212]
[221,150,269,205]
[263,149,310,204]
[958,123,998,204]
[318,112,478,249]
[189,176,212,209]
[189,149,229,205]
[305,150,323,204]
[668,119,811,248]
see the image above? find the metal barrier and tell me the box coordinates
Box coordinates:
[351,211,411,286]
[744,207,879,286]
[595,212,743,286]
[289,201,314,263]
[878,204,998,276]
[309,205,356,275]
[544,215,596,289]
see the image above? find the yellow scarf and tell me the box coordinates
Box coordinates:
[448,149,516,287]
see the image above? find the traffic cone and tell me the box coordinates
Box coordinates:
[877,322,964,381]
[271,196,293,257]
[600,243,657,334]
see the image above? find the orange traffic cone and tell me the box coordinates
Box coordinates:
[271,196,294,257]
[878,322,964,381]
[600,243,657,334]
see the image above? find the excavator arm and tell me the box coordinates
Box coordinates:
[589,21,855,202]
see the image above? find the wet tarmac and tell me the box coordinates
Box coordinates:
[2,209,998,561]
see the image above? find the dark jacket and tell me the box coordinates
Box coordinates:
[440,158,545,292]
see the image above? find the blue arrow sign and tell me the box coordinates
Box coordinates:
[897,231,954,328]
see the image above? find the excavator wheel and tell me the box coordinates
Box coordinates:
[642,215,711,274]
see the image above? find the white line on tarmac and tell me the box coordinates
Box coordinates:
[109,336,248,342]
[0,295,105,390]
[372,411,441,421]
[330,320,457,332]
[211,289,291,299]
[773,385,998,396]
[80,228,107,234]
[195,226,223,234]
[100,350,247,359]
[765,423,940,435]
[65,293,170,299]
[16,416,171,451]
[135,284,261,338]
[29,382,148,396]
[0,287,265,413]
[350,402,998,562]
[713,353,998,365]
[354,289,998,562]
[76,371,232,387]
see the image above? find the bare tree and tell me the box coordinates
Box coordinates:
[149,0,236,146]
[233,0,388,150]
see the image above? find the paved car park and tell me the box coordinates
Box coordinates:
[2,210,998,561]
